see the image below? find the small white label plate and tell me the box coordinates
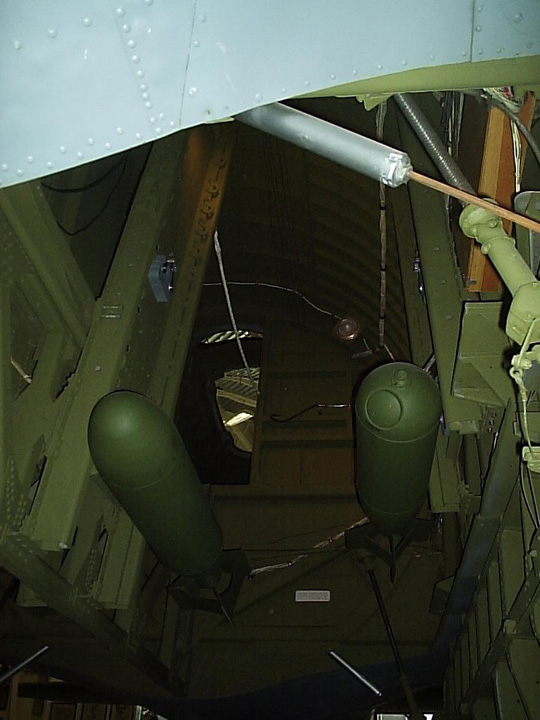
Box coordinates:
[295,590,330,603]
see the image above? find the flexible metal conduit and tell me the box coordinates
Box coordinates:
[394,93,475,195]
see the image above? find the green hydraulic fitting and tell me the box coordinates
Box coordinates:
[460,204,540,344]
[460,205,536,295]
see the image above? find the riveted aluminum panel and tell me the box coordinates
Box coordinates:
[1,0,539,190]
[180,0,472,127]
[0,0,195,188]
[471,0,540,61]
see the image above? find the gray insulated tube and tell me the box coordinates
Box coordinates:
[237,103,412,188]
[394,93,475,195]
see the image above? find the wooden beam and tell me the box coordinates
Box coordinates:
[464,93,536,292]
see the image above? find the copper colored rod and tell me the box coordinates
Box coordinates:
[408,170,540,235]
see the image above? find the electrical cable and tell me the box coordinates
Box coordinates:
[511,118,523,193]
[351,343,393,361]
[10,357,32,384]
[203,280,341,320]
[41,157,125,193]
[423,353,436,374]
[243,523,353,548]
[483,89,540,169]
[213,231,259,394]
[510,318,539,455]
[270,402,351,423]
[248,517,369,577]
[376,101,388,350]
[54,159,127,236]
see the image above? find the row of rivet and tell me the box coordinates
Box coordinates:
[0,125,133,182]
[3,4,537,183]
[116,1,176,137]
[474,7,533,55]
[2,3,172,183]
[186,10,476,110]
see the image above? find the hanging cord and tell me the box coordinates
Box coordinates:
[482,88,540,170]
[213,231,258,394]
[249,517,369,577]
[10,357,32,384]
[509,318,539,455]
[41,157,125,193]
[483,87,524,192]
[375,102,396,361]
[511,120,523,193]
[203,280,340,320]
[50,159,127,236]
[376,101,388,351]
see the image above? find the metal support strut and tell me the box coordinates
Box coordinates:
[367,568,423,720]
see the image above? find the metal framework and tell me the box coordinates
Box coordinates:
[0,125,233,697]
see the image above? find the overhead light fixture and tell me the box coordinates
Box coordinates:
[334,317,361,342]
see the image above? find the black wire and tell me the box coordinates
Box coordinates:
[243,549,336,558]
[270,402,351,423]
[242,523,349,548]
[41,157,125,193]
[54,159,127,236]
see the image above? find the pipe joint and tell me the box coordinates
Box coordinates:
[459,203,502,240]
[383,151,412,187]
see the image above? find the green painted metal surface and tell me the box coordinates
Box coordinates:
[460,205,536,297]
[452,302,515,407]
[460,205,540,345]
[355,361,441,535]
[391,99,482,434]
[88,391,223,578]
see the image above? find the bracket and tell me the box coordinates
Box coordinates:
[168,549,250,623]
[148,254,177,303]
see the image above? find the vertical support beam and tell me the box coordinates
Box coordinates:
[0,533,173,696]
[391,107,481,433]
[464,94,536,292]
[149,125,235,416]
[0,184,94,347]
[0,281,12,473]
[26,133,189,550]
[438,402,519,643]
